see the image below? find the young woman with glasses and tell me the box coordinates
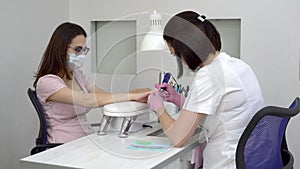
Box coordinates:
[33,22,151,143]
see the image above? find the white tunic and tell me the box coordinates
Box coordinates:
[183,52,264,169]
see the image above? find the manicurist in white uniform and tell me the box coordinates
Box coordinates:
[147,11,264,169]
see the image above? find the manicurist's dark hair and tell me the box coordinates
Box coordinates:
[163,11,221,78]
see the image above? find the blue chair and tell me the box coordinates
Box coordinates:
[236,97,300,169]
[27,88,62,155]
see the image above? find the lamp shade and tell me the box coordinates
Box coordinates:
[140,10,166,51]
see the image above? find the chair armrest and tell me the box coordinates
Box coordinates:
[30,143,62,155]
[281,149,294,169]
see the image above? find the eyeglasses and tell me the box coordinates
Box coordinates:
[68,46,90,55]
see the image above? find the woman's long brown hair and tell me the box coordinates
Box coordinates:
[33,22,87,88]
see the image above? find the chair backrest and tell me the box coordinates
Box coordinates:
[236,97,300,169]
[27,88,47,146]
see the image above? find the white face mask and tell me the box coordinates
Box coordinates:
[68,53,87,70]
[182,62,195,76]
[183,62,190,71]
[182,62,200,74]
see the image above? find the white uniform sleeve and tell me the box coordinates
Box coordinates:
[183,67,223,115]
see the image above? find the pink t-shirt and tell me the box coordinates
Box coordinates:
[36,70,95,143]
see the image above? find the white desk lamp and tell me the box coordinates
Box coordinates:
[140,10,166,51]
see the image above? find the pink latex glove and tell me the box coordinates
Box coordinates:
[194,142,207,169]
[147,90,164,112]
[155,83,185,107]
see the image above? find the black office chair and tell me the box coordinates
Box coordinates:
[236,97,300,169]
[27,88,62,155]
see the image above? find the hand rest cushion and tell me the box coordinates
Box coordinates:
[103,101,149,117]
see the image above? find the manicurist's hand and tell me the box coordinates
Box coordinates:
[147,90,165,113]
[155,83,185,107]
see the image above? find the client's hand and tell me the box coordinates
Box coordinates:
[155,83,185,107]
[129,88,152,103]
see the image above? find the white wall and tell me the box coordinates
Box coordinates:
[0,0,69,168]
[70,0,300,167]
